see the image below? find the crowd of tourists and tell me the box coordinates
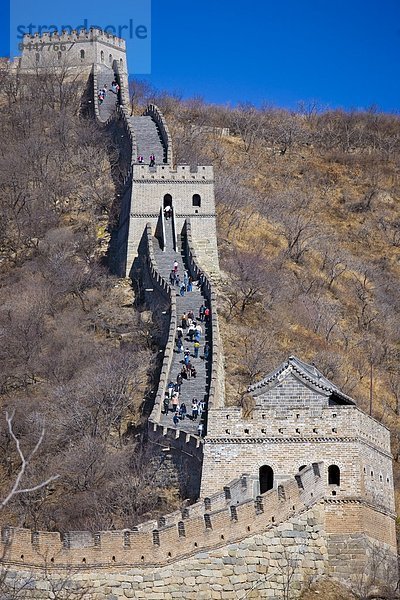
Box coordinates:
[163,261,211,437]
[97,78,120,105]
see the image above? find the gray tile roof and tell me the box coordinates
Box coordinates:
[248,355,355,405]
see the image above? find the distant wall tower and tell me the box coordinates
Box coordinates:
[19,28,128,86]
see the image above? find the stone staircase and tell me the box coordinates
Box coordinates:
[96,64,118,122]
[153,218,210,435]
[130,116,167,164]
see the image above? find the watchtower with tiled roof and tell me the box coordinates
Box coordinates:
[201,355,396,561]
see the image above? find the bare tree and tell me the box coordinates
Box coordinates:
[1,411,59,510]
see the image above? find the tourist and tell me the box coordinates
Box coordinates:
[199,304,205,322]
[177,373,183,386]
[190,365,197,378]
[163,396,170,415]
[176,337,183,353]
[192,399,199,420]
[172,392,179,411]
[194,340,200,358]
[187,276,193,292]
[188,323,196,342]
[173,260,179,272]
[180,284,185,297]
[179,403,187,420]
[183,271,189,289]
[149,153,156,167]
[176,326,183,339]
[173,413,180,426]
[203,342,210,361]
[137,155,144,163]
[167,381,175,399]
[175,273,181,287]
[186,362,192,379]
[164,205,172,219]
[197,423,204,437]
[204,307,210,323]
[199,400,206,416]
[187,310,195,321]
[169,270,175,286]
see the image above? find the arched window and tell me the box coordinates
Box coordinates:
[109,54,113,64]
[80,49,85,60]
[100,51,104,63]
[163,194,172,209]
[120,58,123,67]
[259,465,274,494]
[328,465,340,486]
[192,194,201,207]
[57,51,62,60]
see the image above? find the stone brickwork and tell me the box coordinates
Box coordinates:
[202,356,397,574]
[6,33,398,596]
[0,506,328,599]
[126,164,220,278]
[19,29,128,81]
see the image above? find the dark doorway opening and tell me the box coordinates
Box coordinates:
[259,465,274,494]
[328,465,340,485]
[192,194,201,207]
[164,194,172,209]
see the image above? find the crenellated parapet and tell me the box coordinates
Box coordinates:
[184,219,225,410]
[0,464,324,569]
[19,29,128,77]
[143,104,174,165]
[22,28,126,48]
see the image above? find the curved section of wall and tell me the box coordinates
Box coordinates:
[143,223,177,425]
[184,219,225,409]
[0,464,324,569]
[143,104,174,165]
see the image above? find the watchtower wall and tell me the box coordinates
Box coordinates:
[19,29,127,78]
[126,164,219,279]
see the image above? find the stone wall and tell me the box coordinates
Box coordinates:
[144,104,174,165]
[184,220,225,410]
[0,506,328,599]
[0,465,323,567]
[201,403,395,514]
[20,29,128,77]
[126,164,219,278]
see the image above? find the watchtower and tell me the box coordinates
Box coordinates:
[201,355,397,561]
[18,28,128,83]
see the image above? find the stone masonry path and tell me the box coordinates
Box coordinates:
[97,65,118,123]
[130,116,167,164]
[153,218,210,435]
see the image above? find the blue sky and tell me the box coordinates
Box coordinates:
[2,0,400,111]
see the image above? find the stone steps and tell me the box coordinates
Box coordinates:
[154,219,210,436]
[97,65,118,122]
[130,116,167,164]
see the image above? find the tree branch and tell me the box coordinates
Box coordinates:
[0,411,59,509]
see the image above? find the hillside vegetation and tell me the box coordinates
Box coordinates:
[0,69,179,532]
[0,66,399,535]
[132,80,400,503]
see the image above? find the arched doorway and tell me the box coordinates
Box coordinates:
[328,465,340,485]
[192,193,201,207]
[259,465,274,494]
[163,194,172,209]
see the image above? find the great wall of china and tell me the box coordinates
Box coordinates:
[0,29,397,599]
